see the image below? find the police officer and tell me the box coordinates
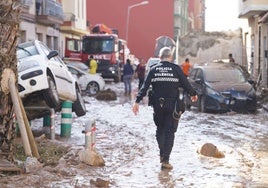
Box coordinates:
[132,47,198,169]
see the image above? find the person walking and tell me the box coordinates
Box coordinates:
[135,58,146,90]
[181,58,192,77]
[132,47,198,169]
[88,55,98,74]
[123,59,134,95]
[229,53,235,63]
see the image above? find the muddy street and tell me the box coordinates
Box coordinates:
[80,87,268,188]
[1,81,268,188]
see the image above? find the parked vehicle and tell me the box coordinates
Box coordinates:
[17,40,86,120]
[65,60,89,72]
[67,64,105,96]
[145,57,160,75]
[64,24,129,82]
[185,61,257,113]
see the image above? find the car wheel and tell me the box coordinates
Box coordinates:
[43,76,60,108]
[198,96,207,113]
[73,87,86,116]
[86,81,100,96]
[114,76,120,83]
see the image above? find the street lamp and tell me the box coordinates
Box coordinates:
[126,1,149,42]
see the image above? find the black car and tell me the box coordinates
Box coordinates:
[185,61,257,113]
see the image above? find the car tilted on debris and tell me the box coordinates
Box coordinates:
[17,40,86,120]
[185,61,257,113]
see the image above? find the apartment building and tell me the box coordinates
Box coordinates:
[60,0,88,58]
[19,0,88,58]
[20,0,64,51]
[239,0,268,88]
[19,0,205,62]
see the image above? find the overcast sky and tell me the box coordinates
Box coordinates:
[205,0,247,31]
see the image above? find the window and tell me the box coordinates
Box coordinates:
[195,69,203,80]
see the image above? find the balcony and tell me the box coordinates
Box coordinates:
[60,12,89,35]
[21,0,33,7]
[36,0,64,26]
[239,0,268,18]
[20,0,35,22]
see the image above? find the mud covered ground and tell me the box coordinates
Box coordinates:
[1,80,268,188]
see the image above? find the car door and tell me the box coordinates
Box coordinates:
[188,68,204,107]
[67,66,87,90]
[38,43,76,100]
[192,69,205,95]
[52,56,76,100]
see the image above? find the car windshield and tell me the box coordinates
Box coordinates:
[204,68,246,83]
[82,37,114,54]
[67,62,89,71]
[17,44,38,59]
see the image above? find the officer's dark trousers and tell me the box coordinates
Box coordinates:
[153,99,178,163]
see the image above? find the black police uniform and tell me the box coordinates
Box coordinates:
[135,61,196,163]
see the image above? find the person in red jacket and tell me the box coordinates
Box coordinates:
[135,58,146,90]
[181,58,192,77]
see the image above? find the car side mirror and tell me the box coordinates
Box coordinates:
[248,79,255,85]
[248,79,257,89]
[47,50,58,59]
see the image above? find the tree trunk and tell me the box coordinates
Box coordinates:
[0,0,21,161]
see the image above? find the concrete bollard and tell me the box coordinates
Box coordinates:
[42,108,55,140]
[43,116,50,127]
[43,115,51,136]
[91,122,96,150]
[83,120,96,150]
[61,101,73,138]
[79,119,105,166]
[50,108,55,140]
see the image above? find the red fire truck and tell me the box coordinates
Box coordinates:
[64,24,128,82]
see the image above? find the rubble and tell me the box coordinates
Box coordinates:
[198,143,225,158]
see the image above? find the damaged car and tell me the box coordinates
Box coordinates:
[67,64,105,96]
[185,61,257,113]
[17,40,86,120]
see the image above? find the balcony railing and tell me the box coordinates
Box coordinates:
[36,0,64,20]
[36,0,64,26]
[64,13,76,22]
[20,0,33,6]
[20,0,35,22]
[239,0,268,18]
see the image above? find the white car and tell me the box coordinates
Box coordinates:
[64,61,89,72]
[17,40,86,118]
[67,64,105,96]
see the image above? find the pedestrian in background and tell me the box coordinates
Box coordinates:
[132,47,198,169]
[123,59,134,95]
[88,55,98,74]
[229,53,235,63]
[135,58,146,90]
[181,58,192,77]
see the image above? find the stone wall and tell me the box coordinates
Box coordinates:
[177,30,243,66]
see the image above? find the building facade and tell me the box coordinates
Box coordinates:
[239,0,268,88]
[19,0,205,63]
[188,0,205,32]
[20,0,64,51]
[19,0,88,58]
[87,0,205,61]
[60,0,88,58]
